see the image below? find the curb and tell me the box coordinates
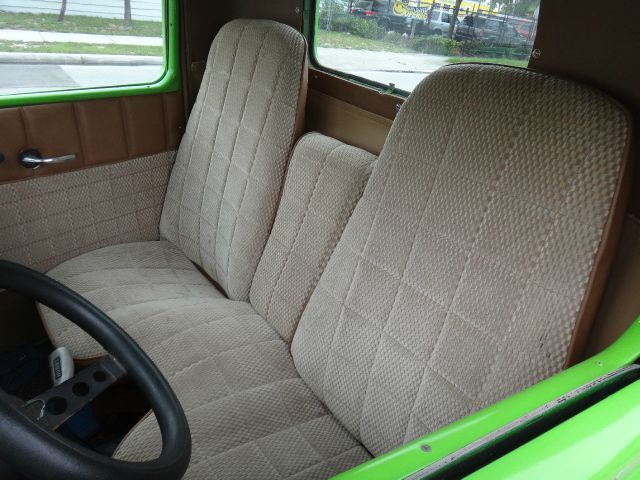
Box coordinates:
[0,52,162,66]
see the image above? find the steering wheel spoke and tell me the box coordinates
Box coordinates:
[19,355,126,431]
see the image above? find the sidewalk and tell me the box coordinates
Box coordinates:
[0,29,162,46]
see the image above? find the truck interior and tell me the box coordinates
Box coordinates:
[0,0,639,479]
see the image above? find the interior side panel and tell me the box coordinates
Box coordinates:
[306,89,391,155]
[0,152,175,272]
[0,92,184,183]
[0,91,185,349]
[587,215,640,356]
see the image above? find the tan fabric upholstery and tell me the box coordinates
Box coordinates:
[0,152,174,272]
[40,240,225,359]
[160,19,308,301]
[114,300,371,479]
[292,64,631,456]
[250,133,375,341]
[38,132,375,360]
[38,19,308,359]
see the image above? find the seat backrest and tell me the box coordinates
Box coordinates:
[250,133,375,342]
[160,19,307,301]
[292,64,632,456]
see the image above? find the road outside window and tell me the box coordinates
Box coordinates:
[316,0,541,92]
[0,0,165,96]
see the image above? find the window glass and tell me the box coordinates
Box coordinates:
[315,0,541,93]
[0,0,166,96]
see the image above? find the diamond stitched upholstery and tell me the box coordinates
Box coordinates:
[39,132,373,360]
[160,19,308,301]
[114,300,372,479]
[108,134,377,477]
[292,64,631,456]
[38,18,308,360]
[0,152,174,272]
[250,133,375,341]
[40,240,225,358]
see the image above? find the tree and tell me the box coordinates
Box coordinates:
[58,0,67,22]
[447,0,463,38]
[511,0,538,17]
[124,0,132,27]
[320,0,349,30]
[493,0,539,17]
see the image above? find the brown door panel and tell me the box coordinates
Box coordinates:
[0,92,184,183]
[304,70,401,156]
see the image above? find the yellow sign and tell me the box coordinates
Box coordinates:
[392,0,495,20]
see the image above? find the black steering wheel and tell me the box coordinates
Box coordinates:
[0,260,191,480]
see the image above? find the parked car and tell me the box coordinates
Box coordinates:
[350,0,409,32]
[350,0,377,17]
[456,14,528,46]
[405,9,459,36]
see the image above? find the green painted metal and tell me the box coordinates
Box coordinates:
[333,317,640,480]
[0,0,180,108]
[467,378,640,479]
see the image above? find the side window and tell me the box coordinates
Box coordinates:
[314,0,541,93]
[0,0,176,104]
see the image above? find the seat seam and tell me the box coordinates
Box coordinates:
[174,26,225,258]
[201,23,264,274]
[218,34,292,295]
[264,142,341,322]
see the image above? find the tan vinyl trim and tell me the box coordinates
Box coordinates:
[309,68,403,121]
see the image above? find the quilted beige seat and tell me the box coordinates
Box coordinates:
[42,131,374,360]
[40,19,309,358]
[115,299,373,478]
[113,65,632,478]
[109,133,376,477]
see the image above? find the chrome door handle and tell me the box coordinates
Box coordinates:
[20,149,76,169]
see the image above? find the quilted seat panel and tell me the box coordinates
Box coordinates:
[40,240,225,359]
[0,152,175,272]
[160,19,308,301]
[250,133,375,341]
[114,300,371,479]
[292,64,631,456]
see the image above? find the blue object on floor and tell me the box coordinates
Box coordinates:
[0,347,40,393]
[61,405,101,440]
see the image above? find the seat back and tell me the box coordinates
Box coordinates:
[292,64,632,456]
[160,19,307,301]
[250,133,375,342]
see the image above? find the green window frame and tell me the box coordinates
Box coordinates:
[0,0,180,108]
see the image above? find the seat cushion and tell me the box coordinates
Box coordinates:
[114,300,371,479]
[40,240,225,359]
[292,64,632,456]
[250,133,375,341]
[160,19,308,301]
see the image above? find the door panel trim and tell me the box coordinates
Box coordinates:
[0,92,183,183]
[0,151,175,272]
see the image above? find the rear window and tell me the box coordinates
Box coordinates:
[314,0,541,93]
